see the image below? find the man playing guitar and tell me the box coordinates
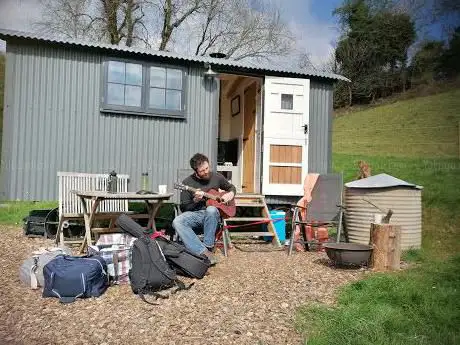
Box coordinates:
[172,153,236,265]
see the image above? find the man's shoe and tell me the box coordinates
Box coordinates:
[208,255,219,266]
[203,249,219,266]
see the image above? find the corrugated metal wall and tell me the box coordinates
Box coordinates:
[265,80,334,205]
[1,42,218,202]
[308,80,334,174]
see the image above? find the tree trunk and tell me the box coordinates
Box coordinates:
[125,0,135,47]
[103,0,123,45]
[159,0,172,51]
[370,223,401,271]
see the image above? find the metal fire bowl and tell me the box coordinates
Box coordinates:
[323,243,373,266]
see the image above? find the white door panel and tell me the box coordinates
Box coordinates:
[262,76,309,196]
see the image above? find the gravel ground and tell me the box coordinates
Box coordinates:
[0,226,366,345]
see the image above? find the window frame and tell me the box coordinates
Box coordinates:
[100,57,188,119]
[280,93,294,110]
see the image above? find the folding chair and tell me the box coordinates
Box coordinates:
[288,173,345,255]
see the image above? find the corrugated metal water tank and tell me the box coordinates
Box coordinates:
[344,173,423,250]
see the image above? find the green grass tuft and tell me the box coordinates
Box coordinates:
[296,255,460,345]
[401,248,426,263]
[0,200,176,228]
[0,201,58,225]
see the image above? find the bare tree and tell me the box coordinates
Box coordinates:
[159,0,203,50]
[34,0,295,62]
[97,0,151,46]
[190,0,293,61]
[298,53,318,71]
[35,0,152,47]
[34,0,95,40]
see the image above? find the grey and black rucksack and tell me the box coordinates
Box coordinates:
[117,214,192,304]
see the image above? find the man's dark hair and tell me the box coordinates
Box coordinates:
[190,153,209,171]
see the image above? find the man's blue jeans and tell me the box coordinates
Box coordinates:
[172,206,220,255]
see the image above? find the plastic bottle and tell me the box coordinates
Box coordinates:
[141,172,149,191]
[107,170,118,193]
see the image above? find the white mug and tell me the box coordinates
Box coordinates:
[158,185,167,194]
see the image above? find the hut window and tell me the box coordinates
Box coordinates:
[281,94,293,110]
[106,61,143,107]
[149,66,184,112]
[101,59,187,118]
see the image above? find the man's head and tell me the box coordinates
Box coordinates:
[190,153,211,180]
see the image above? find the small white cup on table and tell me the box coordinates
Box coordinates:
[158,185,167,194]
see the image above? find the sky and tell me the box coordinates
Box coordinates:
[0,0,343,67]
[0,0,453,68]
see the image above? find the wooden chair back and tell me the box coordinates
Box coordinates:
[57,172,129,217]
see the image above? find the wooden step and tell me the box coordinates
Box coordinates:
[235,202,266,207]
[225,217,271,222]
[92,227,123,234]
[229,232,274,237]
[220,193,282,256]
[235,193,265,198]
[62,239,86,244]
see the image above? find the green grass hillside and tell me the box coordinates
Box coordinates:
[297,88,460,345]
[331,89,460,258]
[333,89,460,158]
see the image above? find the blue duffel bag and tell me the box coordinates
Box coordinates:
[42,254,109,303]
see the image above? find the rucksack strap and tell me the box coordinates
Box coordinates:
[138,294,159,305]
[30,256,39,290]
[138,286,172,305]
[137,280,194,305]
[171,279,194,294]
[146,238,178,282]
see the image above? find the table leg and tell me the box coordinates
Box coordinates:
[79,197,101,253]
[145,200,163,232]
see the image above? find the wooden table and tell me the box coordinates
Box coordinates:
[72,190,174,253]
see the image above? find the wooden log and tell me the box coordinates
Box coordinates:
[370,223,401,271]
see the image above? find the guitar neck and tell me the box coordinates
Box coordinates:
[183,186,219,201]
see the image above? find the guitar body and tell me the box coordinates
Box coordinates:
[205,189,236,218]
[173,183,237,218]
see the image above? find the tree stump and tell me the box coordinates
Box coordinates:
[369,223,401,271]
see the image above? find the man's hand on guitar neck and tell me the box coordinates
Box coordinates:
[220,191,235,204]
[193,190,205,203]
[193,189,234,204]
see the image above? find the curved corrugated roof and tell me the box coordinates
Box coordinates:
[345,173,423,189]
[0,28,350,82]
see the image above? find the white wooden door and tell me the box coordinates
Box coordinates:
[262,76,309,196]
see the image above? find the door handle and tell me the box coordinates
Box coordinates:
[303,124,308,134]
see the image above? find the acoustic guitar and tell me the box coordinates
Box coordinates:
[173,183,236,218]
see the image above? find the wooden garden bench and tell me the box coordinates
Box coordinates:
[55,171,130,247]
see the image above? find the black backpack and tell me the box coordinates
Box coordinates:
[155,236,210,279]
[117,214,210,279]
[117,214,192,304]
